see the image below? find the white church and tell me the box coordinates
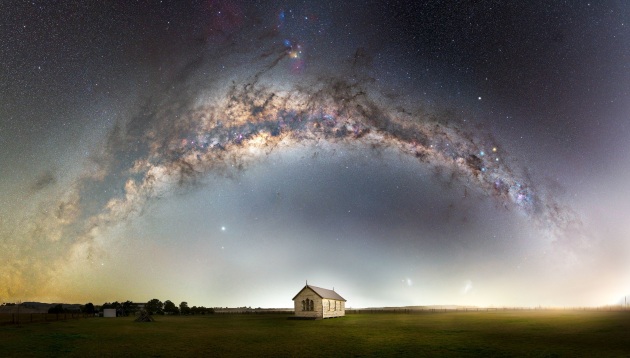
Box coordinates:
[292,283,346,319]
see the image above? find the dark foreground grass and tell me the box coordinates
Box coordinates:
[1,310,629,357]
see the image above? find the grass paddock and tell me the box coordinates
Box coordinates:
[1,310,629,357]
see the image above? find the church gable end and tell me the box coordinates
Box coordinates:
[292,284,346,319]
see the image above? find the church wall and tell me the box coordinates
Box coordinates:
[294,288,323,319]
[322,299,345,318]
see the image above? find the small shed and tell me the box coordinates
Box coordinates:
[292,284,346,319]
[103,308,116,318]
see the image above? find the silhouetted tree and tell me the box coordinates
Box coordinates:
[83,303,95,314]
[145,299,163,315]
[189,305,214,315]
[48,304,64,314]
[179,301,190,315]
[163,300,179,315]
[122,301,137,316]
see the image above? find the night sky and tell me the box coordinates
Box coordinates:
[1,1,629,308]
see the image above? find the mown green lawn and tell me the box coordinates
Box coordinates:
[1,311,629,357]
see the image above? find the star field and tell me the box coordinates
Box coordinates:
[1,1,629,308]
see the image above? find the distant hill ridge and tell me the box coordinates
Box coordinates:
[0,302,82,313]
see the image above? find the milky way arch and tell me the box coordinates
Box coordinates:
[95,59,577,246]
[2,42,582,300]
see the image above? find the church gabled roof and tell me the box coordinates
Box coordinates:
[292,284,346,301]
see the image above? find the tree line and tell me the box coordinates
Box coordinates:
[47,300,214,316]
[144,299,215,315]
